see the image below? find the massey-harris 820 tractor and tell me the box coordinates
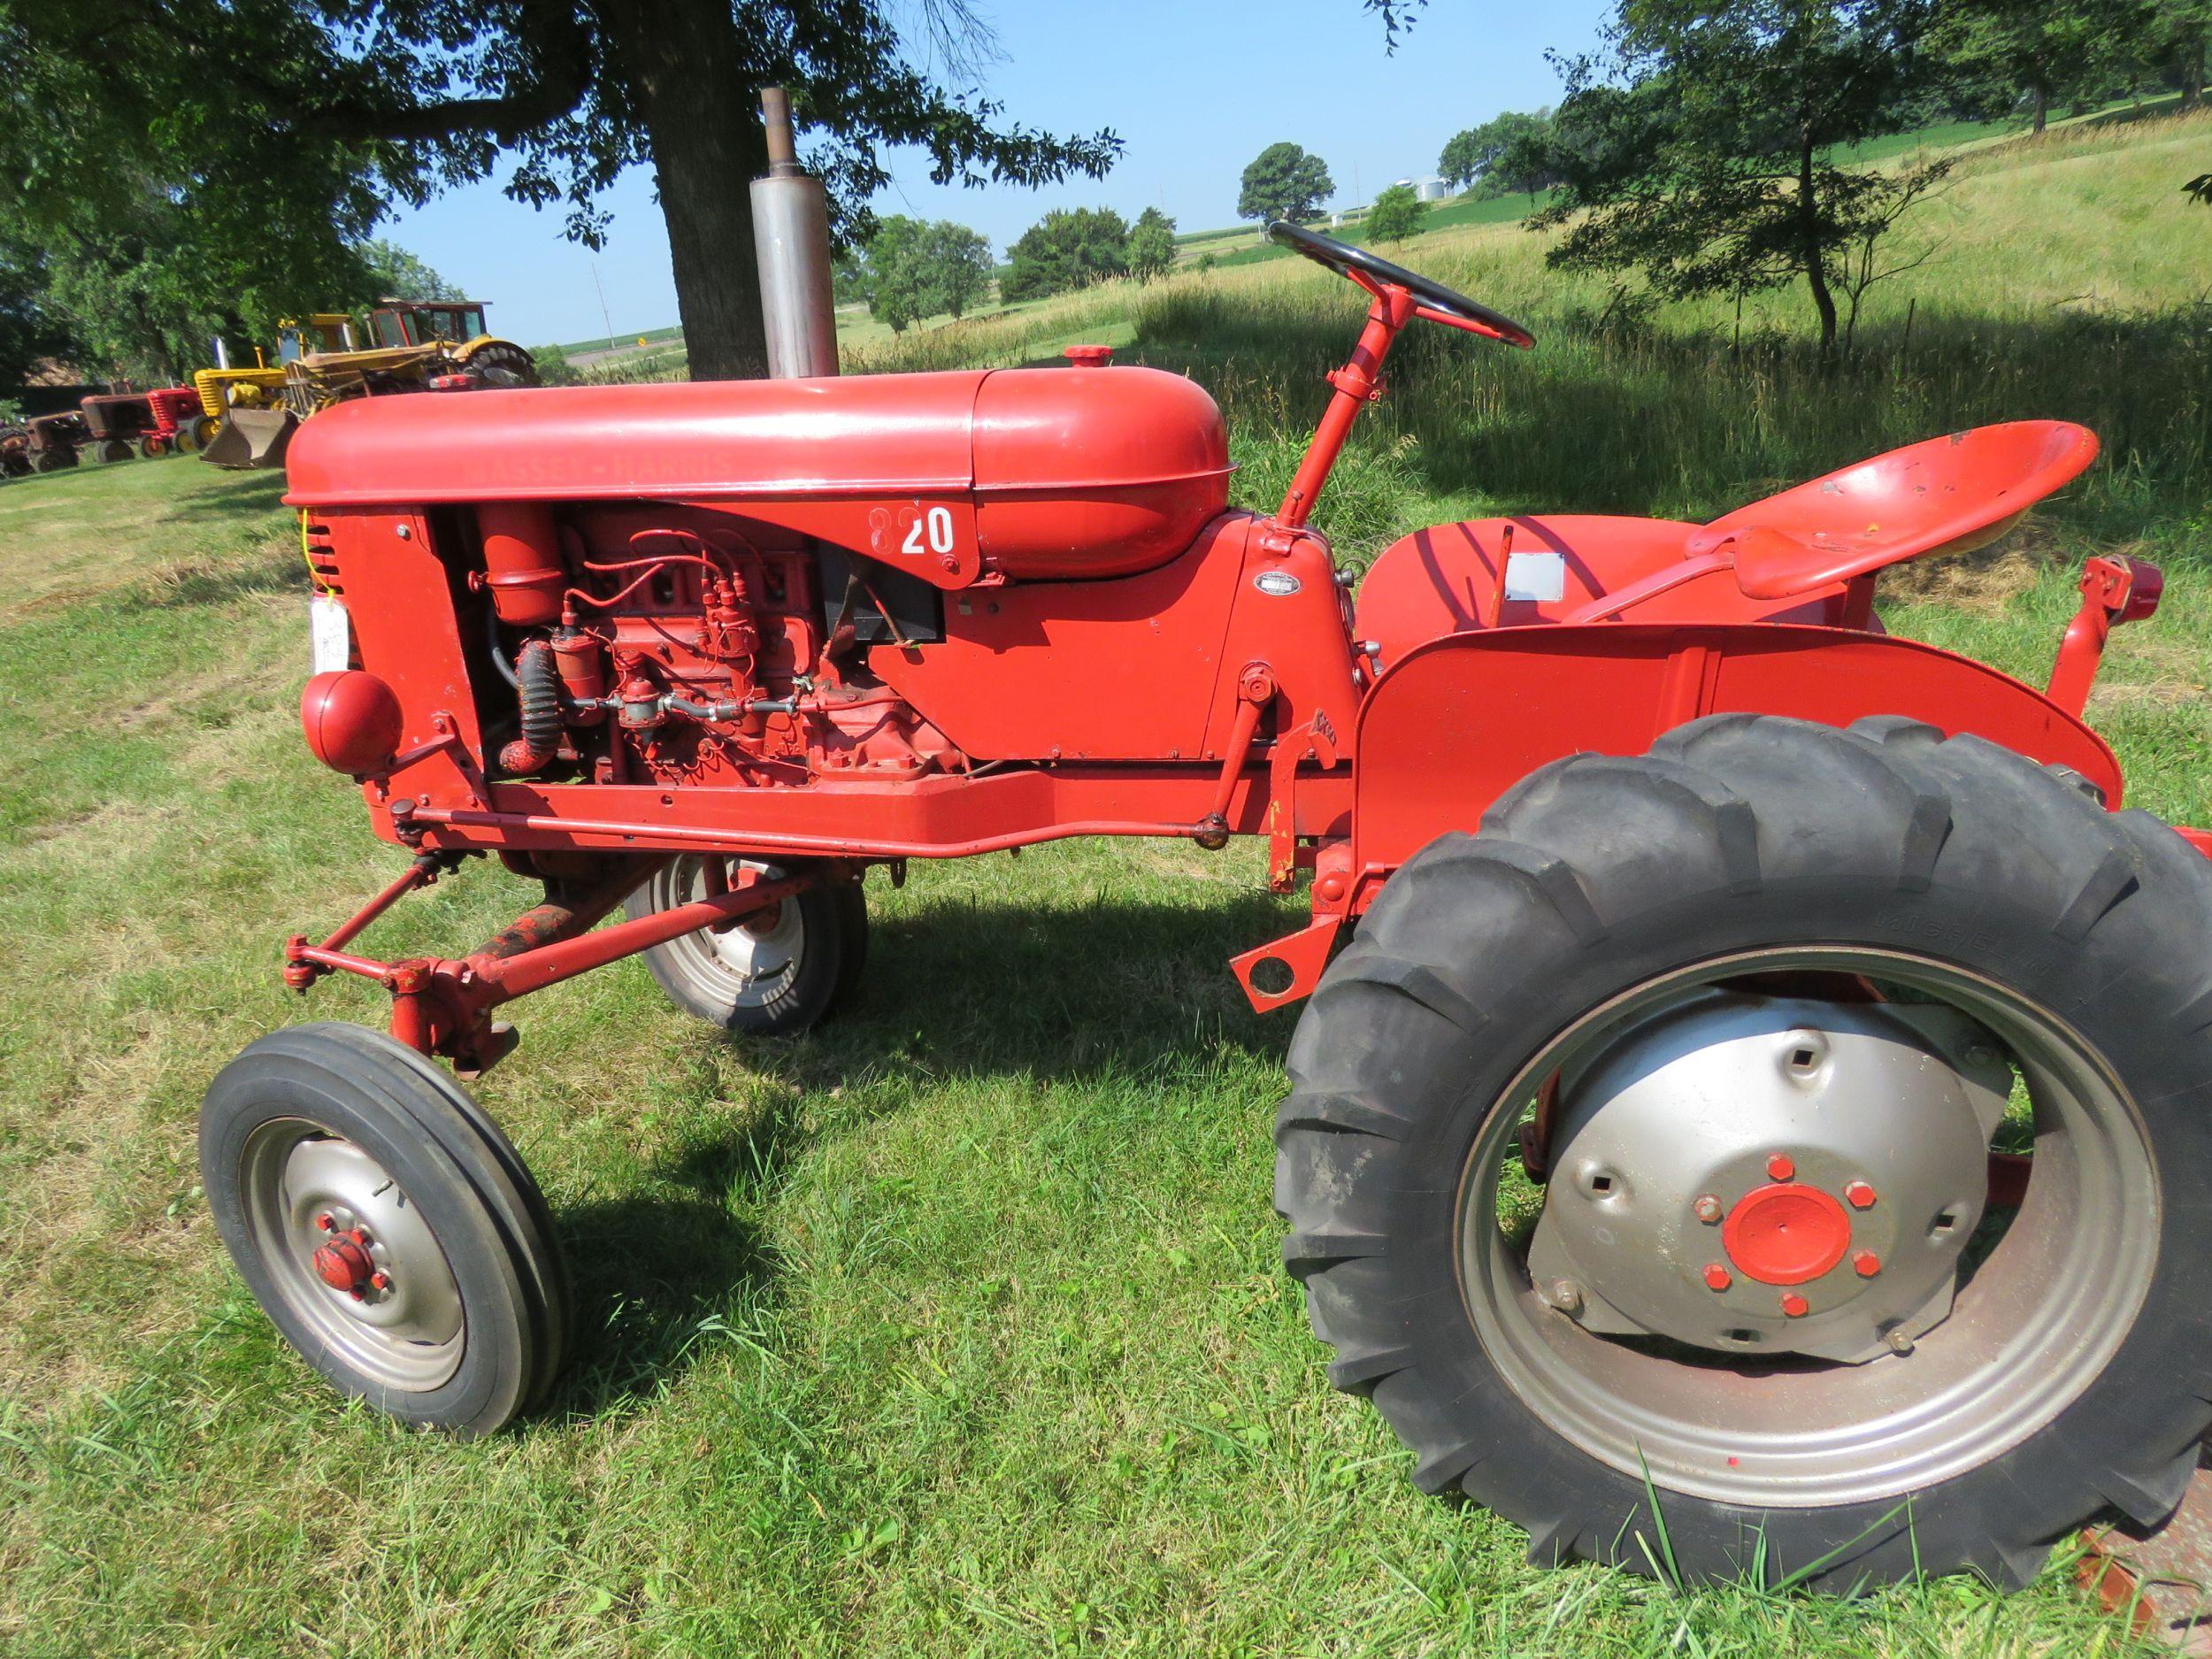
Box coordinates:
[204,223,2212,1592]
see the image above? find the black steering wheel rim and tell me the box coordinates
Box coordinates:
[1266,219,1535,349]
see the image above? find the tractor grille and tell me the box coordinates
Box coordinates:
[303,519,342,596]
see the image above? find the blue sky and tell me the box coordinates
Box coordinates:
[377,0,1614,347]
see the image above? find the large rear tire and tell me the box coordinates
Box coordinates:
[201,1022,569,1434]
[1277,714,2212,1589]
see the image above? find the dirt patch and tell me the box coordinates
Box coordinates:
[1878,532,2051,611]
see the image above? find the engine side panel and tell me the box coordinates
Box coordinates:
[1351,623,2124,877]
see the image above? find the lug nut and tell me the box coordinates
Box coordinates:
[1853,1250,1881,1278]
[1694,1194,1723,1225]
[1780,1292,1809,1317]
[1844,1180,1877,1210]
[1703,1263,1732,1291]
[369,1271,392,1292]
[1767,1154,1796,1182]
[1886,1328,1916,1356]
[1549,1279,1584,1315]
[314,1213,335,1233]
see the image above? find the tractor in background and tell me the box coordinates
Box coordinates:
[197,300,537,470]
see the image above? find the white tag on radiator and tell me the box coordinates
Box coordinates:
[1503,552,1567,603]
[310,595,351,675]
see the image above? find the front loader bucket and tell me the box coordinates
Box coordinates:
[200,409,297,470]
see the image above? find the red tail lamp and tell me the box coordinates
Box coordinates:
[302,671,404,775]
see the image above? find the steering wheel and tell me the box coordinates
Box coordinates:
[1267,220,1536,349]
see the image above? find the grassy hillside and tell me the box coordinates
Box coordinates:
[1,109,2208,1656]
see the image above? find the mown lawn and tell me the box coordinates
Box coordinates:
[6,107,2212,1652]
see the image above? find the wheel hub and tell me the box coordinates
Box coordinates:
[1525,991,2014,1363]
[1722,1182,1851,1286]
[311,1228,379,1296]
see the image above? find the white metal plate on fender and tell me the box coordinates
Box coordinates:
[1504,552,1567,603]
[310,595,351,675]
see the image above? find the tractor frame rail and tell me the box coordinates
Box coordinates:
[282,853,827,1075]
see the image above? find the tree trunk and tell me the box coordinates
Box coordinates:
[599,0,770,380]
[2032,83,2048,134]
[2182,30,2206,111]
[1796,136,1839,359]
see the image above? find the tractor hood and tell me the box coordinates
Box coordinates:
[283,365,1233,580]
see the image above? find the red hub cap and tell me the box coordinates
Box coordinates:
[1721,1182,1852,1286]
[311,1233,375,1295]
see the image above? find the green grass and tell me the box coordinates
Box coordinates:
[4,106,2211,1658]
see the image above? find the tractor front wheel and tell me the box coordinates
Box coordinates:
[1279,714,2212,1589]
[200,1022,570,1434]
[626,857,865,1036]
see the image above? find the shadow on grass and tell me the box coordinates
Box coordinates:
[555,1193,783,1417]
[113,544,307,613]
[161,468,290,522]
[538,887,1300,1415]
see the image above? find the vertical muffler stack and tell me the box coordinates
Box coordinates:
[751,87,840,380]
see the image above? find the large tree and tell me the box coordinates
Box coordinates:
[1363,183,1428,242]
[1534,0,1949,355]
[361,240,467,303]
[1001,208,1131,302]
[2,2,1121,382]
[1929,0,2147,132]
[1237,143,1336,224]
[1,2,396,364]
[1439,110,1555,196]
[1125,207,1178,281]
[2161,0,2211,107]
[853,216,992,331]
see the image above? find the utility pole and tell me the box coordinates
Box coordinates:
[588,259,615,353]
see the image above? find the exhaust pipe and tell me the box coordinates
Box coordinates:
[750,87,840,380]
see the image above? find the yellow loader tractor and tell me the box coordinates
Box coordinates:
[197,301,537,470]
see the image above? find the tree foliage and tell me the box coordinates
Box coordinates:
[2155,0,2211,106]
[1535,0,1948,355]
[0,0,1120,381]
[1126,207,1178,281]
[1363,183,1428,242]
[853,216,993,331]
[1001,208,1131,302]
[1929,0,2146,132]
[1439,110,1559,198]
[0,0,397,376]
[360,240,466,303]
[1237,142,1336,223]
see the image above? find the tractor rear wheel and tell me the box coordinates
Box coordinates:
[626,857,865,1036]
[200,1022,569,1435]
[1278,714,2212,1589]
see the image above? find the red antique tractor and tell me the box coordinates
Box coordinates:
[205,223,2212,1593]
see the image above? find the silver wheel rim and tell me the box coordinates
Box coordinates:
[1455,946,2157,1509]
[652,857,805,1011]
[241,1118,465,1392]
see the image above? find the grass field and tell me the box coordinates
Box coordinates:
[4,108,2211,1656]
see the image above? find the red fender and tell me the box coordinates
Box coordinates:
[1348,622,2123,878]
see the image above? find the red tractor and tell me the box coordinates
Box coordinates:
[206,224,2212,1593]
